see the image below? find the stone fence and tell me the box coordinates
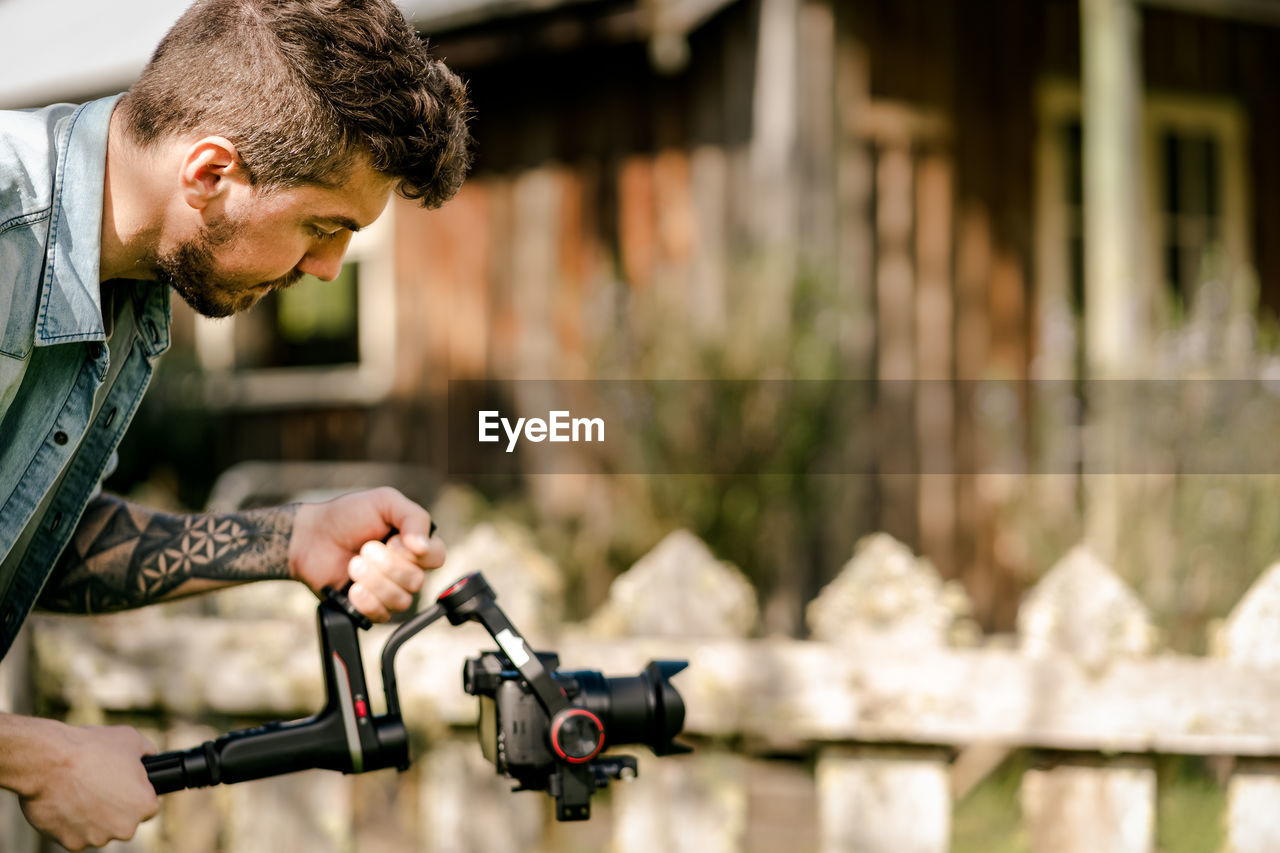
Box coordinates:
[6,525,1280,852]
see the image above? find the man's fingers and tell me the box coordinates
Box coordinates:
[369,487,435,556]
[350,547,416,610]
[358,540,428,591]
[346,581,393,623]
[395,532,446,570]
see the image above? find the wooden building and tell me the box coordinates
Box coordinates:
[6,0,1276,629]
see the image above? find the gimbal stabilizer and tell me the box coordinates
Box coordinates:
[142,571,690,821]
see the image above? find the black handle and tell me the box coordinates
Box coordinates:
[144,713,411,793]
[145,596,413,794]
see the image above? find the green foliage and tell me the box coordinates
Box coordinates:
[540,258,873,629]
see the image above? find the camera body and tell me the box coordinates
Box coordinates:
[463,649,689,820]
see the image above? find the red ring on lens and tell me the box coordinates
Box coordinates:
[550,709,605,763]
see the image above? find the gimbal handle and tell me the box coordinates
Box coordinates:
[142,569,559,795]
[144,596,411,793]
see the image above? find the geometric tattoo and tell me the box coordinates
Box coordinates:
[37,494,296,614]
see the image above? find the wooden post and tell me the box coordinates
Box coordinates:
[612,750,748,853]
[224,772,353,853]
[1018,546,1156,853]
[1080,0,1146,377]
[808,534,972,853]
[601,531,755,852]
[876,140,919,548]
[746,0,800,350]
[834,15,875,374]
[915,154,957,579]
[157,724,222,853]
[1219,561,1280,852]
[817,745,951,853]
[1080,0,1146,562]
[418,738,545,853]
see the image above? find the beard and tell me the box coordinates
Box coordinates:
[153,215,304,318]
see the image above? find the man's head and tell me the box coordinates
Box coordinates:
[114,0,472,316]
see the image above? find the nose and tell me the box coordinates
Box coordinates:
[297,235,351,282]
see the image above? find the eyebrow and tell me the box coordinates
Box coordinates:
[313,215,363,233]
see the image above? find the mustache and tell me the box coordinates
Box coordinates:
[264,269,306,291]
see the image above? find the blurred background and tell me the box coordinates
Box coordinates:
[4,0,1280,850]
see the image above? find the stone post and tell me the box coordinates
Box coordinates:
[1217,561,1280,852]
[223,773,353,853]
[415,523,565,850]
[601,531,756,853]
[807,533,974,853]
[1018,546,1157,853]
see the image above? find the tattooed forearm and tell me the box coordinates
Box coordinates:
[37,494,297,614]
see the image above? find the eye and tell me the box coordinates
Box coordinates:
[310,226,342,242]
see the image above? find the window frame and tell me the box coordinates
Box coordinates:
[1034,79,1251,358]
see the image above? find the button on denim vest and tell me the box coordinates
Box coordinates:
[0,95,171,659]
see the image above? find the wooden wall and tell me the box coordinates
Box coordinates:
[143,0,1280,632]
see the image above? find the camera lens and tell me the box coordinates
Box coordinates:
[564,660,689,756]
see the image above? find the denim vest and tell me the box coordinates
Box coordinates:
[0,96,171,659]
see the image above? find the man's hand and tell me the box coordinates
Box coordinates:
[15,719,158,850]
[289,487,447,622]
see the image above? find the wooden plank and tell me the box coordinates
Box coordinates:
[618,155,656,292]
[833,20,875,375]
[1140,0,1280,25]
[688,146,729,342]
[403,184,493,382]
[797,0,838,275]
[555,167,589,378]
[914,154,956,578]
[510,167,565,378]
[485,176,520,377]
[875,142,918,546]
[953,204,995,623]
[34,615,1280,756]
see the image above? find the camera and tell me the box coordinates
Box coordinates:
[145,570,691,824]
[464,651,689,820]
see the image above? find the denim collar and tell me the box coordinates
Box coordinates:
[34,94,122,348]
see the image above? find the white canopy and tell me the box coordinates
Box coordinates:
[0,0,601,108]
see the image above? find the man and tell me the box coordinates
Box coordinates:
[0,0,473,847]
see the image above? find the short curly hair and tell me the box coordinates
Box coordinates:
[119,0,472,208]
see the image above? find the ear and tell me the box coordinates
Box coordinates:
[179,137,244,211]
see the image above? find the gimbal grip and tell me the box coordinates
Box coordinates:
[143,751,193,795]
[321,520,438,631]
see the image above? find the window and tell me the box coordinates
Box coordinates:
[233,264,361,370]
[194,206,397,408]
[1036,81,1251,321]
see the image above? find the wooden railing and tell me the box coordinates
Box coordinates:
[6,526,1280,852]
